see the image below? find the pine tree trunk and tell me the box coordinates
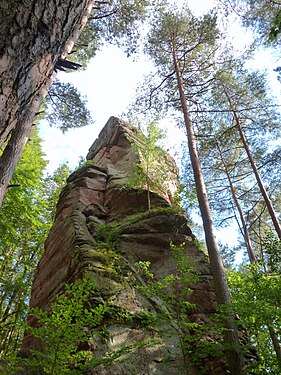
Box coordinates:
[268,325,281,368]
[222,87,281,240]
[217,85,281,364]
[0,0,95,205]
[216,142,257,263]
[172,44,244,375]
[217,143,281,366]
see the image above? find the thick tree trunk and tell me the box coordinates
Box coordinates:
[0,0,95,205]
[222,87,281,240]
[172,45,244,375]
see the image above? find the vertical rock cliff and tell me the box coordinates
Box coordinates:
[23,117,229,374]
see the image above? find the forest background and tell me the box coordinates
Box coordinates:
[0,0,281,374]
[40,0,280,250]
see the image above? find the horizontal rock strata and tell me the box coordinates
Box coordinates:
[23,117,228,374]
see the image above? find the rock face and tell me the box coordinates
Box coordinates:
[23,117,228,374]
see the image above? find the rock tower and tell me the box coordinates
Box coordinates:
[23,117,229,374]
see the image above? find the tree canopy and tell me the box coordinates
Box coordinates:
[0,0,280,373]
[0,129,70,356]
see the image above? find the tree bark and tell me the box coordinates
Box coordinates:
[0,0,95,205]
[218,151,281,371]
[220,83,281,369]
[268,325,281,368]
[172,43,244,375]
[222,86,281,240]
[216,142,257,264]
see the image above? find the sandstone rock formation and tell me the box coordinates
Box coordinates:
[23,117,228,374]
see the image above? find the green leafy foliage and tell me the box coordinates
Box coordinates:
[219,0,281,79]
[263,232,281,272]
[46,81,92,133]
[219,0,281,44]
[269,8,281,40]
[228,260,281,374]
[136,243,225,373]
[127,122,171,210]
[132,3,219,117]
[2,278,126,374]
[43,163,71,221]
[43,1,151,133]
[0,131,49,356]
[2,278,157,375]
[94,223,121,251]
[131,5,247,371]
[181,59,281,258]
[25,278,108,375]
[73,0,150,65]
[1,1,281,371]
[0,131,69,357]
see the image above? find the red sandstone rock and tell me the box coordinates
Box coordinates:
[23,117,231,375]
